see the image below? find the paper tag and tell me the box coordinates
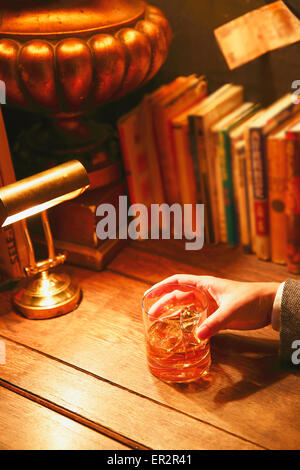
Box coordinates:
[214,1,300,70]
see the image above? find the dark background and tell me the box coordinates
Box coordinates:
[3,0,300,159]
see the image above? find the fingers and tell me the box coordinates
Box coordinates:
[145,274,215,299]
[196,307,229,340]
[148,290,196,319]
[144,275,220,318]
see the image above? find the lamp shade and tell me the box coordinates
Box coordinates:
[0,160,90,227]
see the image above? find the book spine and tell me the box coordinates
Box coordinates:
[167,119,182,203]
[215,132,227,243]
[231,139,241,245]
[0,175,29,279]
[205,127,220,244]
[235,143,252,251]
[154,81,207,206]
[219,131,237,245]
[285,132,300,274]
[172,124,197,205]
[244,128,257,254]
[140,97,165,205]
[204,88,244,244]
[188,115,203,204]
[153,106,181,205]
[118,109,152,209]
[0,225,23,279]
[249,128,270,260]
[268,137,287,265]
[189,115,213,243]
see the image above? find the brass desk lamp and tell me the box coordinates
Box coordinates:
[0,160,90,320]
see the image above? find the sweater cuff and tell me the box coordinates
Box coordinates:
[280,279,300,365]
[271,282,285,332]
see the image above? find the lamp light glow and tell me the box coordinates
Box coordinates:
[1,188,85,227]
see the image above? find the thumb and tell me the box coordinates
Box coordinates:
[196,307,229,340]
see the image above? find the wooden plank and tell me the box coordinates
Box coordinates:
[0,337,259,450]
[0,262,299,449]
[109,244,290,283]
[121,240,300,283]
[108,246,286,285]
[0,385,129,450]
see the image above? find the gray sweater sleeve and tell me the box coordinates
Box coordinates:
[280,279,300,365]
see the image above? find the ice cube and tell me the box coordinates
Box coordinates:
[180,306,202,346]
[149,318,183,353]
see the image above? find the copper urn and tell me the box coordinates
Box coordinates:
[0,0,172,164]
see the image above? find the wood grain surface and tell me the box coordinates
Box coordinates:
[0,241,299,450]
[0,338,260,450]
[0,386,129,450]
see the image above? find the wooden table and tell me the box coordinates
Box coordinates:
[0,240,299,450]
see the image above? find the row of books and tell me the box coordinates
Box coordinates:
[117,75,300,274]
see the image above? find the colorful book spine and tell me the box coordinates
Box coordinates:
[267,136,287,265]
[285,131,300,274]
[189,85,244,244]
[218,131,237,245]
[249,97,300,260]
[249,128,270,260]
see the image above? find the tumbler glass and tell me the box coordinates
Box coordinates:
[142,283,211,383]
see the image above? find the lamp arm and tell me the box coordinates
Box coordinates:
[21,219,36,268]
[22,210,66,278]
[41,210,55,261]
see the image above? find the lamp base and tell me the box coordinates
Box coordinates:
[14,271,81,320]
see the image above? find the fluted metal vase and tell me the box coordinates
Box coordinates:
[0,0,172,167]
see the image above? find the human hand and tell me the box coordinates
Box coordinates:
[145,275,280,340]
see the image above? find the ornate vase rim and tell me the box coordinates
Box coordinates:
[0,0,146,38]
